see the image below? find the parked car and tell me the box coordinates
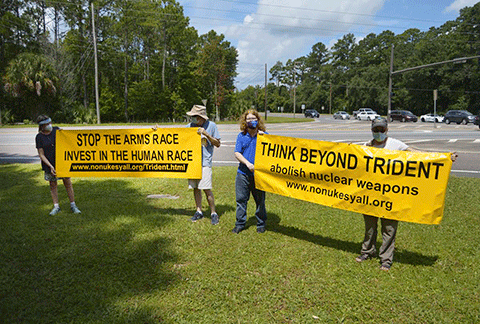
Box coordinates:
[357,111,380,121]
[420,113,444,123]
[333,111,350,120]
[443,110,475,124]
[353,108,375,118]
[390,110,418,122]
[304,109,319,118]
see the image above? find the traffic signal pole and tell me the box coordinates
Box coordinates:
[388,48,480,124]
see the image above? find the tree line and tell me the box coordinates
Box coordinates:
[1,0,238,124]
[238,3,480,117]
[2,1,480,124]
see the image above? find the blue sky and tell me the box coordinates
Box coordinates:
[177,0,479,89]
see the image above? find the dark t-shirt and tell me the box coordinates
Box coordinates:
[35,126,59,172]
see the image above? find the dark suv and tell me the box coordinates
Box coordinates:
[390,110,418,122]
[304,109,319,118]
[444,110,475,124]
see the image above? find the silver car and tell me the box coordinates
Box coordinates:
[357,111,380,121]
[333,111,350,120]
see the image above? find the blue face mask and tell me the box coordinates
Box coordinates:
[372,132,387,142]
[247,120,258,129]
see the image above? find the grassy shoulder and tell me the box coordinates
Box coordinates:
[1,164,479,323]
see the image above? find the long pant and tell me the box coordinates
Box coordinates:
[361,215,398,267]
[235,172,266,229]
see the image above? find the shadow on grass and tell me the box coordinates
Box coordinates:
[0,165,180,323]
[0,152,39,163]
[266,212,438,267]
[153,203,235,220]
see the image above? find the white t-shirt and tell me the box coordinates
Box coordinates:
[367,137,409,151]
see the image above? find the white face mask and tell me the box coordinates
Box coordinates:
[44,124,53,132]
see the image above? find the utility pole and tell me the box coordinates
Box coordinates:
[91,3,100,124]
[388,49,480,123]
[293,67,296,118]
[433,89,438,129]
[388,44,394,121]
[329,83,332,114]
[264,63,267,121]
[215,81,219,121]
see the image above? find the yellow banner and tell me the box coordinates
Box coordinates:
[56,128,202,179]
[254,134,453,225]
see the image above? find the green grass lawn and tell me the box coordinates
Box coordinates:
[1,164,479,323]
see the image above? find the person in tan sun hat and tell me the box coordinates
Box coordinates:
[186,105,221,225]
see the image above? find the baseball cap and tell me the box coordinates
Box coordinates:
[371,117,387,130]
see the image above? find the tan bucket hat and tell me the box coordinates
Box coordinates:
[186,105,209,120]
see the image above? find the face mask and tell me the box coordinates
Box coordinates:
[247,120,258,129]
[372,132,387,142]
[194,117,203,125]
[44,124,53,132]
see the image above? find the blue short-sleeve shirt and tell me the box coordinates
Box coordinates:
[235,131,267,176]
[188,120,220,167]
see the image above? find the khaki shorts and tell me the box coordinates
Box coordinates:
[188,166,212,190]
[44,172,64,182]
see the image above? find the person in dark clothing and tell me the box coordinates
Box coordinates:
[35,115,81,215]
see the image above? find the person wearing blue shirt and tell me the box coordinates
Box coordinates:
[186,105,221,225]
[232,110,267,234]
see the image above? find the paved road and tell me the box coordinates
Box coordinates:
[218,117,480,178]
[1,116,479,177]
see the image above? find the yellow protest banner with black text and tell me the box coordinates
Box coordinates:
[254,134,452,225]
[56,128,201,179]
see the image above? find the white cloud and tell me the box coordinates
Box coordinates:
[445,0,479,13]
[223,0,386,88]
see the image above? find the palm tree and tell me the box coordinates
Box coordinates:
[3,52,58,119]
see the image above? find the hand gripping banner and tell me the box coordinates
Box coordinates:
[254,134,453,225]
[56,128,202,179]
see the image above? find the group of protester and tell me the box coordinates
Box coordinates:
[184,105,267,233]
[35,106,456,271]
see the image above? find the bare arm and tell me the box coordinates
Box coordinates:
[234,152,254,172]
[37,148,56,175]
[198,128,221,147]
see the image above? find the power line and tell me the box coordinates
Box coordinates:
[211,0,448,24]
[44,0,479,33]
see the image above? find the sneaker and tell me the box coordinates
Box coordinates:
[211,213,219,225]
[379,264,391,271]
[49,206,61,216]
[190,211,204,222]
[231,226,244,234]
[71,205,81,214]
[355,254,372,263]
[257,227,266,233]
